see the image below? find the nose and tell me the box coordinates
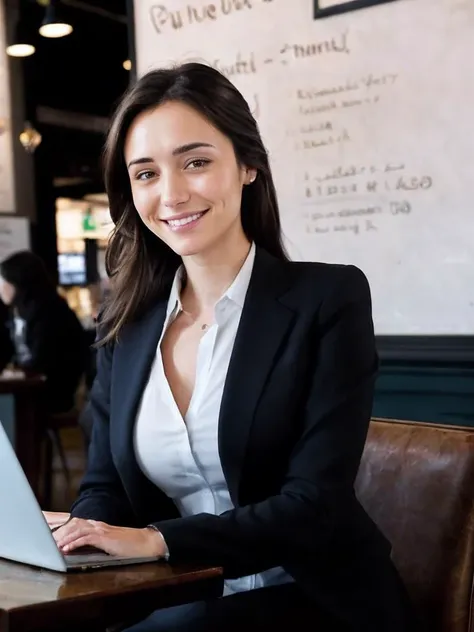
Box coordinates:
[161,170,190,208]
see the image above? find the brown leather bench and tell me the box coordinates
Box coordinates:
[356,418,474,632]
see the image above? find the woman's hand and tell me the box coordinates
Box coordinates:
[52,517,166,558]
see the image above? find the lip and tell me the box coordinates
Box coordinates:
[163,209,209,233]
[161,209,209,222]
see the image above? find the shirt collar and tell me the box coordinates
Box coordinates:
[166,267,184,320]
[222,242,255,309]
[166,242,256,318]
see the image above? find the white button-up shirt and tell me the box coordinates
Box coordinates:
[134,243,293,595]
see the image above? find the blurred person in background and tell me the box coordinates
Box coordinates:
[0,250,89,413]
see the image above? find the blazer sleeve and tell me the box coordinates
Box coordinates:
[152,266,380,576]
[69,334,136,526]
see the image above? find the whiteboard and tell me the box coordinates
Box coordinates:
[133,0,474,335]
[0,1,15,214]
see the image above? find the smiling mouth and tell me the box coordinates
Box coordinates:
[164,210,208,228]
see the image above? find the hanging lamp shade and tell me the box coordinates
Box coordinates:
[39,1,73,39]
[6,19,35,57]
[19,122,42,153]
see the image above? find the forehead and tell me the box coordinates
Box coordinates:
[124,101,228,159]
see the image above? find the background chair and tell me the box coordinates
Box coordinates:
[356,418,474,632]
[42,329,97,507]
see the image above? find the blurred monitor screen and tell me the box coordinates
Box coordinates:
[58,252,86,286]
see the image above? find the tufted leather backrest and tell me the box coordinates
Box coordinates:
[356,418,474,632]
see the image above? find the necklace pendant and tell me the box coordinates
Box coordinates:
[201,323,208,331]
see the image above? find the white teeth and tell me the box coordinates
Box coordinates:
[167,212,204,227]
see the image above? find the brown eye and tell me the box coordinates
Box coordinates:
[136,170,155,181]
[186,159,211,170]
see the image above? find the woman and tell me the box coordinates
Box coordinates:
[50,63,417,631]
[0,250,88,413]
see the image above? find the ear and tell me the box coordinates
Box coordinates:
[244,167,257,185]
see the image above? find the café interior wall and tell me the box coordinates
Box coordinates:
[373,361,474,427]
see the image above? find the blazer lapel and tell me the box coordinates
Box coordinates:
[111,300,169,516]
[110,249,295,515]
[218,249,295,503]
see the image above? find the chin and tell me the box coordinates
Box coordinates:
[167,233,223,259]
[164,236,208,258]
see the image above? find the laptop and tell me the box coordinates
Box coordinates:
[0,422,161,572]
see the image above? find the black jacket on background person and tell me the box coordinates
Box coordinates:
[4,293,89,413]
[70,248,417,631]
[0,299,13,370]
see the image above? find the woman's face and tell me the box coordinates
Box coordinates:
[0,276,15,306]
[124,101,256,259]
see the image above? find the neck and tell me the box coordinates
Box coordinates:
[181,233,251,314]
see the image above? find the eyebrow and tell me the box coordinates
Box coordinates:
[172,142,215,156]
[127,142,215,169]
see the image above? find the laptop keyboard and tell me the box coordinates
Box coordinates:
[65,545,112,566]
[67,545,109,556]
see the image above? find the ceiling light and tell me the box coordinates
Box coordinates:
[40,22,73,38]
[19,122,42,153]
[6,43,35,57]
[6,20,36,57]
[39,2,73,38]
[123,59,132,71]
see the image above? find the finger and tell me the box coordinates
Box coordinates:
[55,518,86,533]
[52,522,77,543]
[56,524,98,549]
[52,518,92,542]
[61,534,98,553]
[62,532,112,555]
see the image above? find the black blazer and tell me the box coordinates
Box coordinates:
[71,248,416,631]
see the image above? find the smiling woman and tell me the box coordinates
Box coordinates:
[124,102,253,258]
[100,62,284,344]
[61,62,418,632]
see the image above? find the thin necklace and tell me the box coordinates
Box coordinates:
[179,273,212,331]
[181,308,211,331]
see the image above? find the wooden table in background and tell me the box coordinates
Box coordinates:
[0,558,223,632]
[0,374,46,501]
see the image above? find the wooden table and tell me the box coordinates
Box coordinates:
[0,558,223,632]
[0,374,46,502]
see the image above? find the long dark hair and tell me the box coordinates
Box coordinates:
[101,62,288,344]
[0,250,58,319]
